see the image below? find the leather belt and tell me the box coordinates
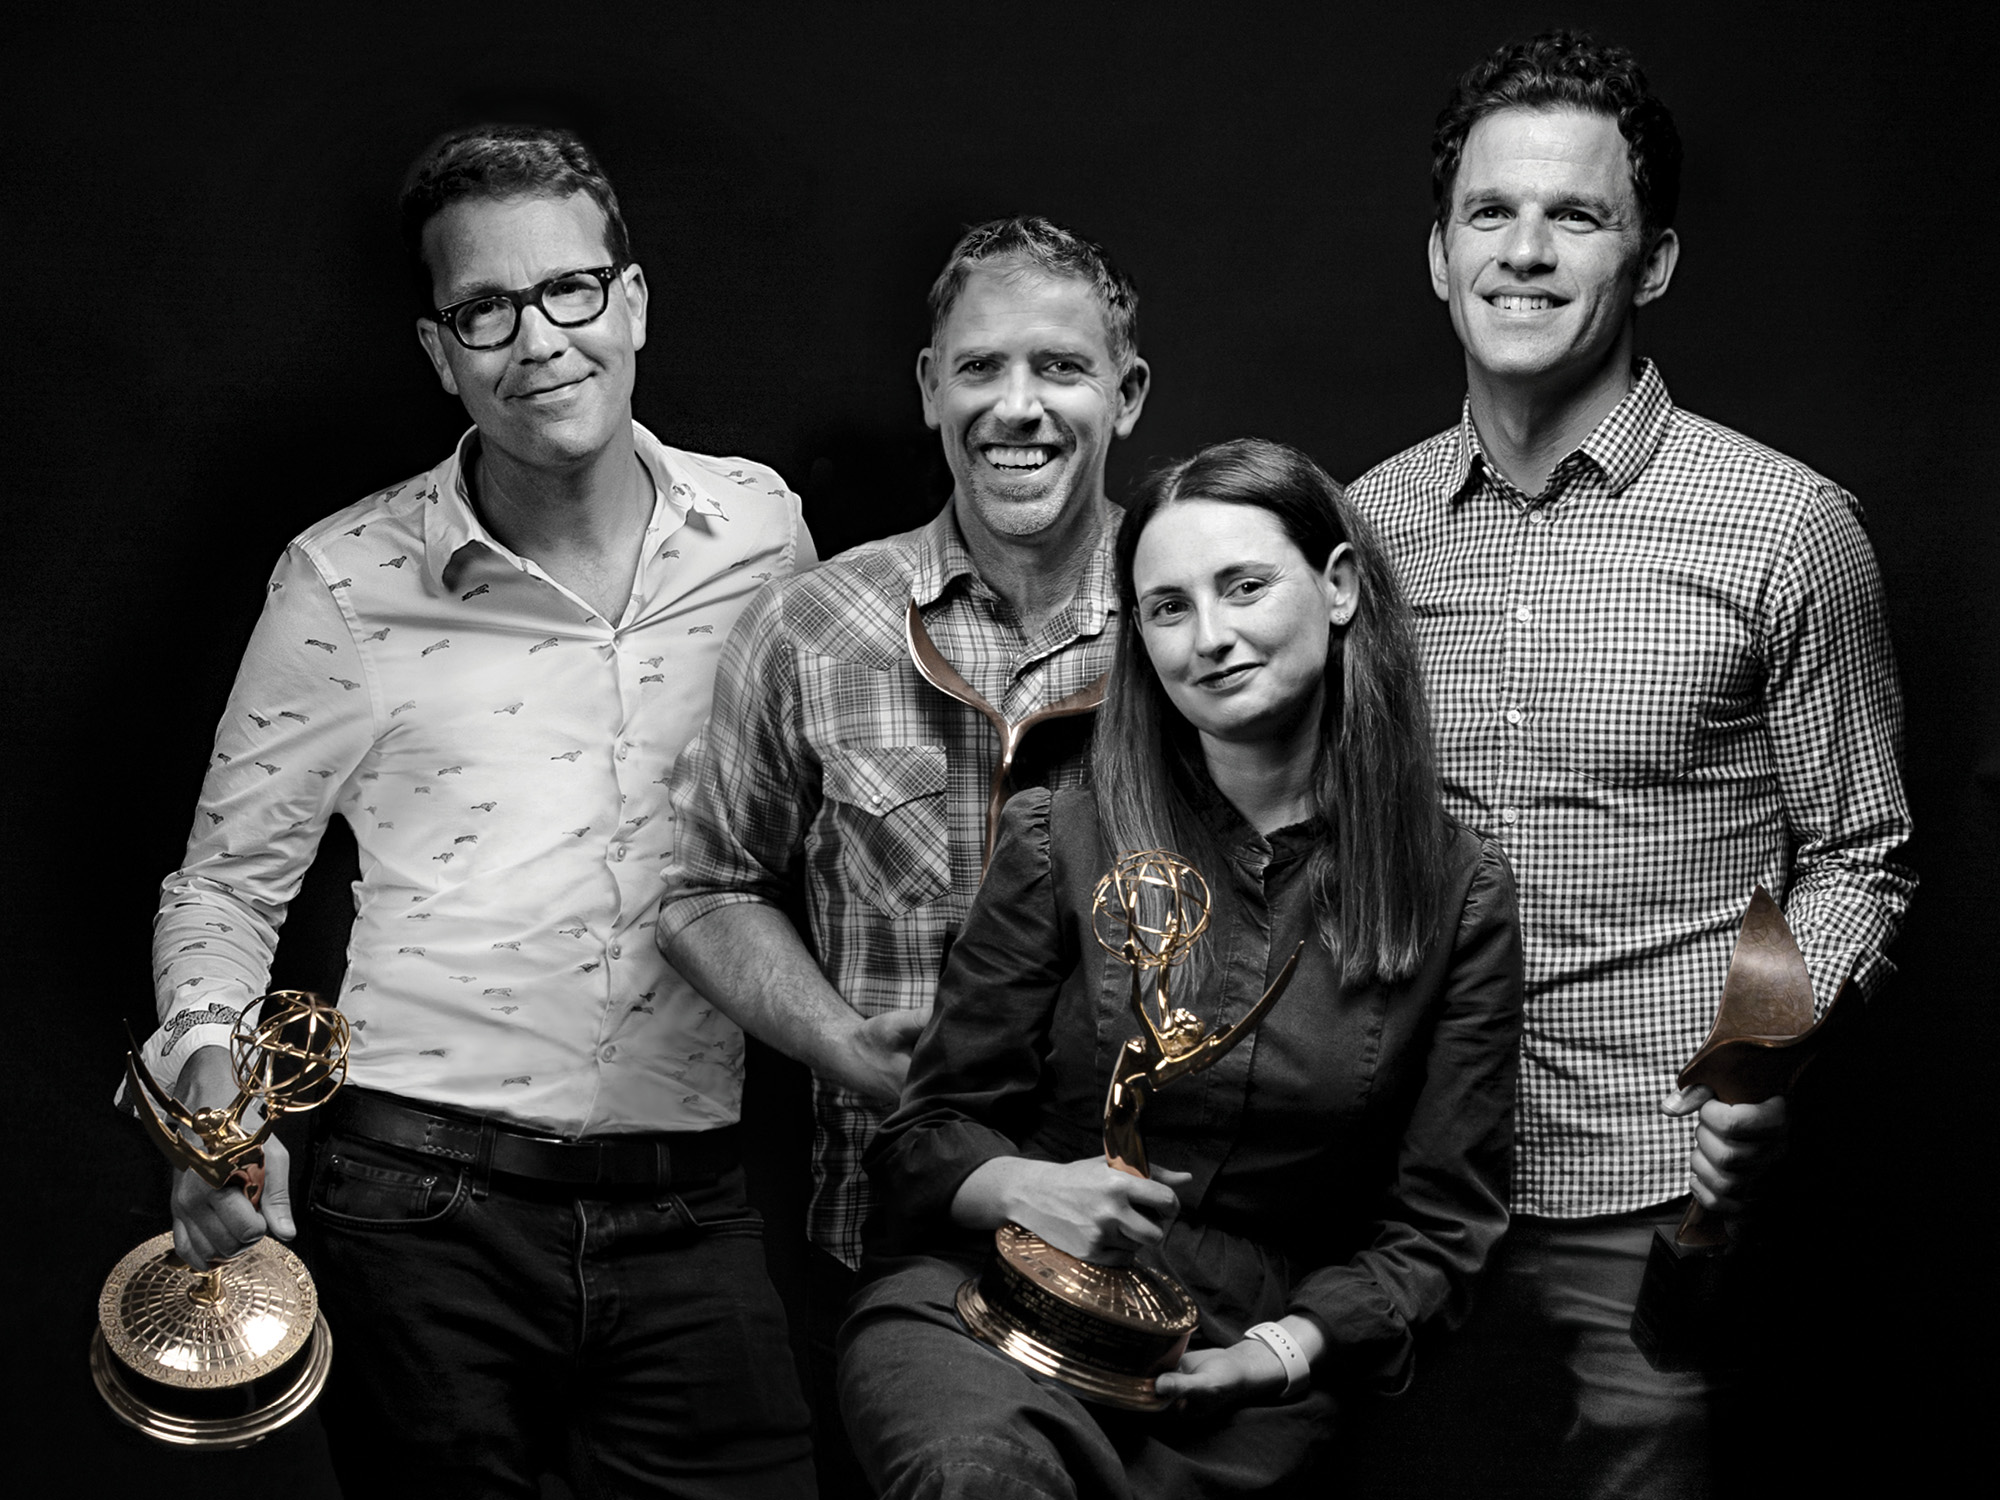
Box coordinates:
[326,1088,739,1189]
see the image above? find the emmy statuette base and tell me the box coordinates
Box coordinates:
[956,1279,1175,1413]
[954,1223,1197,1412]
[90,1313,333,1449]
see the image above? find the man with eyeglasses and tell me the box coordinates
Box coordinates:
[659,216,1150,1493]
[135,124,816,1495]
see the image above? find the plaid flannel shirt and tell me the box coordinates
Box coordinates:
[1349,360,1914,1217]
[659,504,1119,1264]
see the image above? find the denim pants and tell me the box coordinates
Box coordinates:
[308,1129,815,1499]
[838,1253,1339,1500]
[1346,1199,1727,1500]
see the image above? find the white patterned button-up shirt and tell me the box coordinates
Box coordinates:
[143,422,814,1135]
[1350,361,1914,1218]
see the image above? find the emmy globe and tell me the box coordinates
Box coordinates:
[92,990,349,1448]
[955,850,1302,1409]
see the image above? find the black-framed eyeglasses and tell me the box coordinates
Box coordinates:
[429,264,626,350]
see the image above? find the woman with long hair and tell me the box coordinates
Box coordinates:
[841,438,1523,1497]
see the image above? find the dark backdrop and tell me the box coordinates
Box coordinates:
[8,2,1994,1491]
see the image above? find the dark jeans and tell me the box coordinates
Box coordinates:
[308,1130,815,1499]
[838,1253,1338,1500]
[1345,1199,1726,1500]
[805,1244,873,1499]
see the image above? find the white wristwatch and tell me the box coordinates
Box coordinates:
[1244,1320,1311,1399]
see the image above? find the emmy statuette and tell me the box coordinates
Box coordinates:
[92,990,350,1447]
[956,850,1302,1410]
[1629,888,1848,1371]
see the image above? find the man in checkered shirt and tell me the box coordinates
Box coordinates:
[1347,31,1914,1498]
[658,216,1150,1489]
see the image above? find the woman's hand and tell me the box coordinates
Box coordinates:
[1153,1315,1326,1411]
[1152,1340,1288,1409]
[950,1156,1190,1265]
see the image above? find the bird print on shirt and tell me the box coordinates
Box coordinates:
[159,436,802,1135]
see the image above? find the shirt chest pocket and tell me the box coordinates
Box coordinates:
[821,745,951,917]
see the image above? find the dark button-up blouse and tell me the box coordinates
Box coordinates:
[865,785,1524,1389]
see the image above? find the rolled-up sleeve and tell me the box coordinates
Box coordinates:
[143,544,375,1085]
[1764,485,1915,1012]
[657,582,810,939]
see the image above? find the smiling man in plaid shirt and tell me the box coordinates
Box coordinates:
[1347,31,1915,1498]
[658,216,1150,1490]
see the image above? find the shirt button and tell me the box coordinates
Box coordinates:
[1504,708,1524,726]
[1527,507,1547,524]
[617,745,629,762]
[599,1042,618,1063]
[610,943,622,960]
[1513,604,1533,625]
[1500,807,1520,826]
[612,845,627,862]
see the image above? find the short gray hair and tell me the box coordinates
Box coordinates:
[926,216,1139,368]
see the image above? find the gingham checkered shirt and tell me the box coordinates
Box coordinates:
[1349,360,1914,1218]
[659,504,1118,1264]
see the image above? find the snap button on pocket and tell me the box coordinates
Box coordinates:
[822,746,951,916]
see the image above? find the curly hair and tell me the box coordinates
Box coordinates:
[1432,29,1682,245]
[926,216,1140,369]
[1093,438,1451,986]
[399,125,632,310]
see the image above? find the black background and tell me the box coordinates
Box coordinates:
[8,2,1994,1491]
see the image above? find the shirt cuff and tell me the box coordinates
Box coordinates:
[655,886,777,945]
[114,977,257,1111]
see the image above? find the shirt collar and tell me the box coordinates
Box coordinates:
[1442,358,1675,505]
[1184,757,1323,871]
[421,420,715,587]
[907,501,1122,636]
[907,504,983,609]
